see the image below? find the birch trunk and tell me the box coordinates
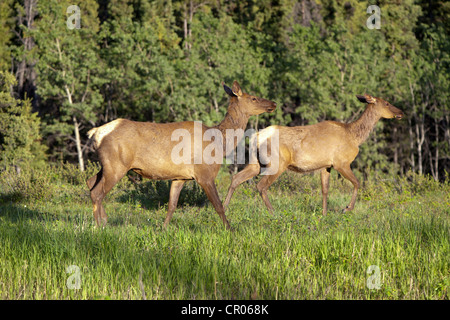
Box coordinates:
[73,115,85,171]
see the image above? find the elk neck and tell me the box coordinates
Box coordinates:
[348,104,382,146]
[215,98,250,155]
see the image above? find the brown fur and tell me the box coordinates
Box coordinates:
[223,94,404,215]
[86,81,276,229]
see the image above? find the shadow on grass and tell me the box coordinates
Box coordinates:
[116,179,208,211]
[0,201,94,229]
[0,175,211,227]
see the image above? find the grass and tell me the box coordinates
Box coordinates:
[0,163,449,299]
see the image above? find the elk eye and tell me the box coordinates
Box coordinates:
[252,97,257,102]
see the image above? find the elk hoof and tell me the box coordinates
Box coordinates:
[342,205,354,213]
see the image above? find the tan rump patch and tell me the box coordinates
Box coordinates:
[91,119,124,147]
[257,126,277,145]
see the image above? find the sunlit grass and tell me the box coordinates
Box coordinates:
[0,165,449,299]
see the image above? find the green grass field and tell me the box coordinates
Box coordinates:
[0,163,449,299]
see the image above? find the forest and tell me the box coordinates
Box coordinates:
[0,0,449,181]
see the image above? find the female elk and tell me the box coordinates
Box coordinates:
[87,81,276,229]
[223,94,403,215]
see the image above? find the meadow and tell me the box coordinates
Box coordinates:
[0,162,448,300]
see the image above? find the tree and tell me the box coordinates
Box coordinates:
[279,21,398,172]
[98,0,182,124]
[10,0,39,110]
[405,27,450,180]
[0,0,447,179]
[32,0,104,171]
[174,11,275,128]
[0,0,14,72]
[0,71,46,170]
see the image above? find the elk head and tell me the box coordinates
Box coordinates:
[223,81,277,115]
[356,94,404,120]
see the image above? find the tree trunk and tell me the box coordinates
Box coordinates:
[183,2,189,51]
[65,83,85,172]
[393,126,398,167]
[433,118,439,181]
[445,115,450,148]
[183,1,204,52]
[408,118,415,172]
[415,121,425,175]
[73,115,85,172]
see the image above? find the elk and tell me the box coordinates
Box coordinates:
[86,81,276,229]
[223,94,404,215]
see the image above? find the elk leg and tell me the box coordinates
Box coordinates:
[87,168,108,225]
[163,180,186,228]
[223,163,261,210]
[334,164,360,213]
[320,167,331,216]
[89,164,127,226]
[90,182,107,227]
[197,179,231,230]
[87,169,105,226]
[256,168,284,214]
[87,168,102,190]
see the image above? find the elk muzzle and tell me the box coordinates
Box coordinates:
[390,105,404,120]
[266,101,277,113]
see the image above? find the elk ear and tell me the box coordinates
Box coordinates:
[232,80,243,97]
[356,95,367,103]
[223,82,236,97]
[356,94,376,104]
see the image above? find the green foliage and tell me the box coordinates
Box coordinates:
[32,0,104,164]
[0,71,47,169]
[0,164,53,202]
[0,0,13,71]
[0,0,448,178]
[99,10,181,123]
[174,11,275,127]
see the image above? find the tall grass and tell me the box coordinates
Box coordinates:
[0,163,448,299]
